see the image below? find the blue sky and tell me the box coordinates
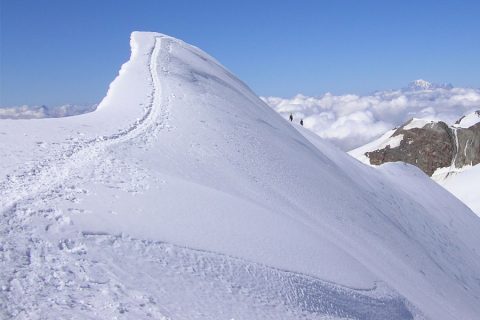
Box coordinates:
[1,0,479,106]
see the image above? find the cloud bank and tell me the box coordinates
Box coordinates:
[262,80,480,151]
[2,81,479,151]
[0,104,97,120]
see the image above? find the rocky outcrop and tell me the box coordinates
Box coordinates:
[364,111,480,176]
[454,120,480,168]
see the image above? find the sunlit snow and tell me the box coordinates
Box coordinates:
[1,32,480,320]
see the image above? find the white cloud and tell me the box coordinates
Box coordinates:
[3,81,479,151]
[0,104,97,119]
[262,80,480,151]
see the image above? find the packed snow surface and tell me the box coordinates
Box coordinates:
[2,32,480,320]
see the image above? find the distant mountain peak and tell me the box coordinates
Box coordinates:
[411,79,432,89]
[405,79,453,91]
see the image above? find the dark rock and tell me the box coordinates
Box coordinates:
[365,112,480,176]
[454,122,480,168]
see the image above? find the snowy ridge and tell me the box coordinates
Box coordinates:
[402,118,433,130]
[454,110,480,128]
[2,32,480,319]
[0,35,168,212]
[348,129,397,164]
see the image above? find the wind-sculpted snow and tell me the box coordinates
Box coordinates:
[1,32,480,319]
[263,81,480,150]
[1,221,414,319]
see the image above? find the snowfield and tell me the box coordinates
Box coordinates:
[1,32,480,320]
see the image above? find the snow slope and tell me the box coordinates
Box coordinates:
[436,165,480,215]
[348,128,397,164]
[454,110,480,128]
[2,32,480,319]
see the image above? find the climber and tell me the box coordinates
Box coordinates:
[289,114,293,122]
[300,119,304,126]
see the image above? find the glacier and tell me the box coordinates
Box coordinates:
[1,32,480,319]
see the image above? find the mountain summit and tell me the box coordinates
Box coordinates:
[2,32,480,319]
[406,79,453,91]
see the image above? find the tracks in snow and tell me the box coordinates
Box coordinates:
[0,35,421,320]
[0,37,169,213]
[0,36,172,319]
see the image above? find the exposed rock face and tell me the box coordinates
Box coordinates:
[365,111,480,176]
[454,121,480,168]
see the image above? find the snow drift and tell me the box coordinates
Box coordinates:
[1,32,480,320]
